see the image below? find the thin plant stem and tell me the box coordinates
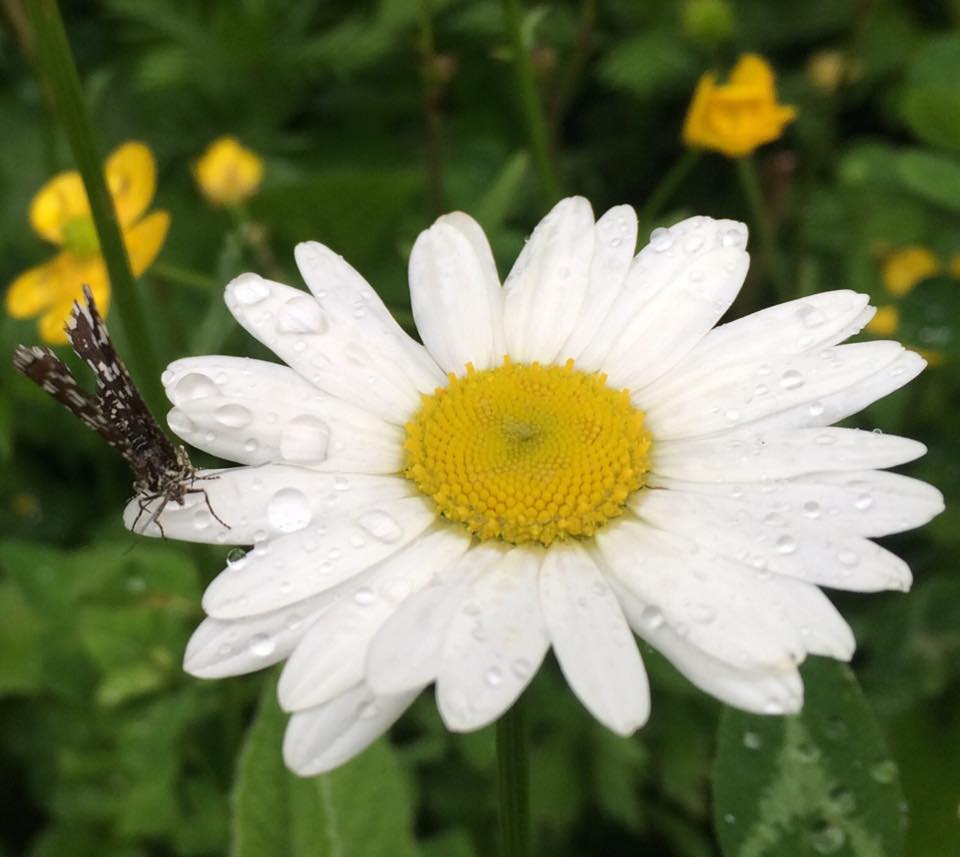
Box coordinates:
[27,0,164,410]
[417,0,446,216]
[501,0,561,204]
[496,696,531,857]
[549,0,596,134]
[639,148,702,235]
[152,262,216,292]
[735,156,790,299]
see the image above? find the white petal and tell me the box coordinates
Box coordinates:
[643,341,906,439]
[538,541,650,735]
[161,356,404,471]
[594,519,806,668]
[652,427,926,483]
[613,583,803,715]
[224,273,428,424]
[409,213,504,373]
[201,496,436,618]
[124,467,414,545]
[503,197,595,363]
[183,593,337,678]
[436,546,549,731]
[560,205,638,361]
[630,489,912,592]
[650,290,872,395]
[714,350,927,435]
[294,242,444,394]
[283,683,420,776]
[365,543,508,695]
[647,471,944,538]
[601,221,750,389]
[277,525,471,711]
[572,217,747,380]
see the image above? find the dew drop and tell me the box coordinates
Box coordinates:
[226,548,247,569]
[808,400,826,417]
[870,759,897,784]
[353,587,376,606]
[684,233,704,253]
[167,407,195,435]
[267,488,312,533]
[232,275,271,306]
[248,633,276,657]
[484,666,504,687]
[689,603,716,623]
[244,438,259,454]
[174,373,219,402]
[650,227,673,252]
[639,605,664,630]
[279,414,330,464]
[334,475,351,491]
[277,294,328,334]
[837,549,859,567]
[780,369,805,390]
[854,493,874,511]
[828,786,856,815]
[802,500,822,519]
[193,509,212,530]
[511,658,532,680]
[214,403,253,428]
[743,731,763,750]
[357,701,379,720]
[810,824,845,854]
[357,510,403,543]
[797,304,827,328]
[775,534,798,555]
[814,433,836,446]
[720,226,747,248]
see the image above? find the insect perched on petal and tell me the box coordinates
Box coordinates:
[12,285,225,535]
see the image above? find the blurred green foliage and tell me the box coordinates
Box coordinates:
[1,0,959,855]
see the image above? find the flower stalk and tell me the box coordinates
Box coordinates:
[27,0,163,410]
[501,0,561,205]
[736,156,789,299]
[496,696,531,857]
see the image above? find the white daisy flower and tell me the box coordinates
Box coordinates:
[126,197,943,776]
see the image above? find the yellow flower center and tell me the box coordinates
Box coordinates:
[62,216,100,258]
[403,358,652,546]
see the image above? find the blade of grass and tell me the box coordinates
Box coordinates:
[27,0,164,412]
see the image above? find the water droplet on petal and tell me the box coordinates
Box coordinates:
[353,587,376,606]
[334,475,350,491]
[639,606,664,630]
[267,488,312,533]
[214,403,253,428]
[511,658,532,680]
[357,510,403,543]
[357,701,379,720]
[193,509,212,530]
[775,534,798,555]
[720,226,747,248]
[802,500,821,519]
[167,407,195,435]
[226,548,247,569]
[279,414,330,464]
[780,369,805,390]
[808,400,825,417]
[277,294,328,334]
[248,633,276,657]
[244,438,259,454]
[837,549,859,567]
[485,666,504,687]
[854,493,874,511]
[175,373,219,402]
[650,227,673,251]
[232,275,271,306]
[797,304,827,328]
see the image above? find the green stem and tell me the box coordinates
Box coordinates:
[735,156,790,299]
[496,696,531,857]
[639,148,702,235]
[27,0,164,411]
[417,0,446,216]
[152,262,216,291]
[501,0,561,205]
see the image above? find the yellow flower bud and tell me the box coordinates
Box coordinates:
[682,54,796,158]
[194,137,264,207]
[866,305,900,337]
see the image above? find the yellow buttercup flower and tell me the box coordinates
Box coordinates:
[866,304,899,337]
[683,54,797,158]
[5,141,169,345]
[194,137,264,207]
[881,246,939,298]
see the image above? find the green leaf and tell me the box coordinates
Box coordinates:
[896,150,960,214]
[900,89,960,154]
[713,659,906,857]
[896,276,960,359]
[0,583,44,695]
[232,679,420,857]
[597,31,697,100]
